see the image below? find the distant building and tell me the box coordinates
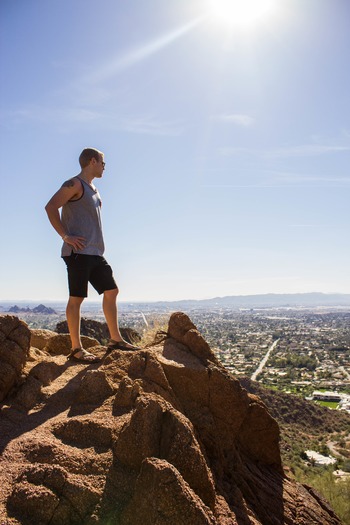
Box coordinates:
[305,450,337,467]
[312,391,341,402]
[338,395,350,413]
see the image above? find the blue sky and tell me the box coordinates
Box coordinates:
[1,0,350,302]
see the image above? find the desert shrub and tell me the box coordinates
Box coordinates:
[301,470,350,525]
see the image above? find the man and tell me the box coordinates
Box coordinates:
[45,147,139,363]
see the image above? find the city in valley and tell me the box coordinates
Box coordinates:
[193,307,350,410]
[1,301,350,411]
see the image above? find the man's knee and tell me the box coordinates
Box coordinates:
[104,287,119,298]
[67,296,85,307]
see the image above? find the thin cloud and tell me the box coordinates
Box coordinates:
[214,114,255,127]
[289,224,321,228]
[270,172,350,184]
[120,115,184,136]
[219,143,350,158]
[219,147,252,156]
[8,106,103,123]
[6,105,184,136]
[198,168,350,188]
[264,144,350,158]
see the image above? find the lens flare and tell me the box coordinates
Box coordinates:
[208,0,276,29]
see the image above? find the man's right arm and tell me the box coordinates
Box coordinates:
[45,178,86,252]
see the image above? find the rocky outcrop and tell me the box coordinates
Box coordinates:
[0,313,341,525]
[0,315,30,402]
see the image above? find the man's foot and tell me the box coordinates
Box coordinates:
[106,339,140,353]
[67,348,101,363]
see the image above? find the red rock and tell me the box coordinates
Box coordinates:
[30,329,57,350]
[0,315,30,402]
[120,458,216,525]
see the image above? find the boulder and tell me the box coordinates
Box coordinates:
[0,315,30,402]
[44,334,99,356]
[56,318,141,345]
[30,329,57,350]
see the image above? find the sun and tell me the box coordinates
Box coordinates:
[207,0,276,29]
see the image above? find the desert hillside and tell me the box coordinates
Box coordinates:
[240,377,350,468]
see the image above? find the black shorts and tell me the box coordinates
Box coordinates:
[62,254,117,298]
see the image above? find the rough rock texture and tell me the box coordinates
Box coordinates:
[44,334,100,356]
[30,329,59,350]
[30,328,100,356]
[56,318,141,346]
[0,313,341,525]
[0,315,30,402]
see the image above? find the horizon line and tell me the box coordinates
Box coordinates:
[2,291,350,305]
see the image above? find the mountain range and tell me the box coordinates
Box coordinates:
[1,293,350,312]
[7,304,57,314]
[154,292,350,309]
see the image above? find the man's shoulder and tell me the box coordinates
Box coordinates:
[61,176,82,190]
[60,176,84,202]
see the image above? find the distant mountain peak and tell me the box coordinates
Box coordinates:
[7,304,56,314]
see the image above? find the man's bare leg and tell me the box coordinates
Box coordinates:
[66,296,84,349]
[66,296,100,361]
[103,288,139,349]
[102,288,122,341]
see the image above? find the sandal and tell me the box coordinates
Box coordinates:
[106,340,140,353]
[67,348,101,364]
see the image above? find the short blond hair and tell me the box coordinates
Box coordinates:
[79,147,104,168]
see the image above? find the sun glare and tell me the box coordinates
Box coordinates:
[208,0,276,29]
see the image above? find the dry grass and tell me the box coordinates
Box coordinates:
[140,319,169,349]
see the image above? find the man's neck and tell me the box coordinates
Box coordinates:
[78,170,95,185]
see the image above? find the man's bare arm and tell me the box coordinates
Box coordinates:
[45,178,86,251]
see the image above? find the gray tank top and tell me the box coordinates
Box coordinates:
[61,177,105,256]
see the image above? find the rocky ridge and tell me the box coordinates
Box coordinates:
[0,312,341,525]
